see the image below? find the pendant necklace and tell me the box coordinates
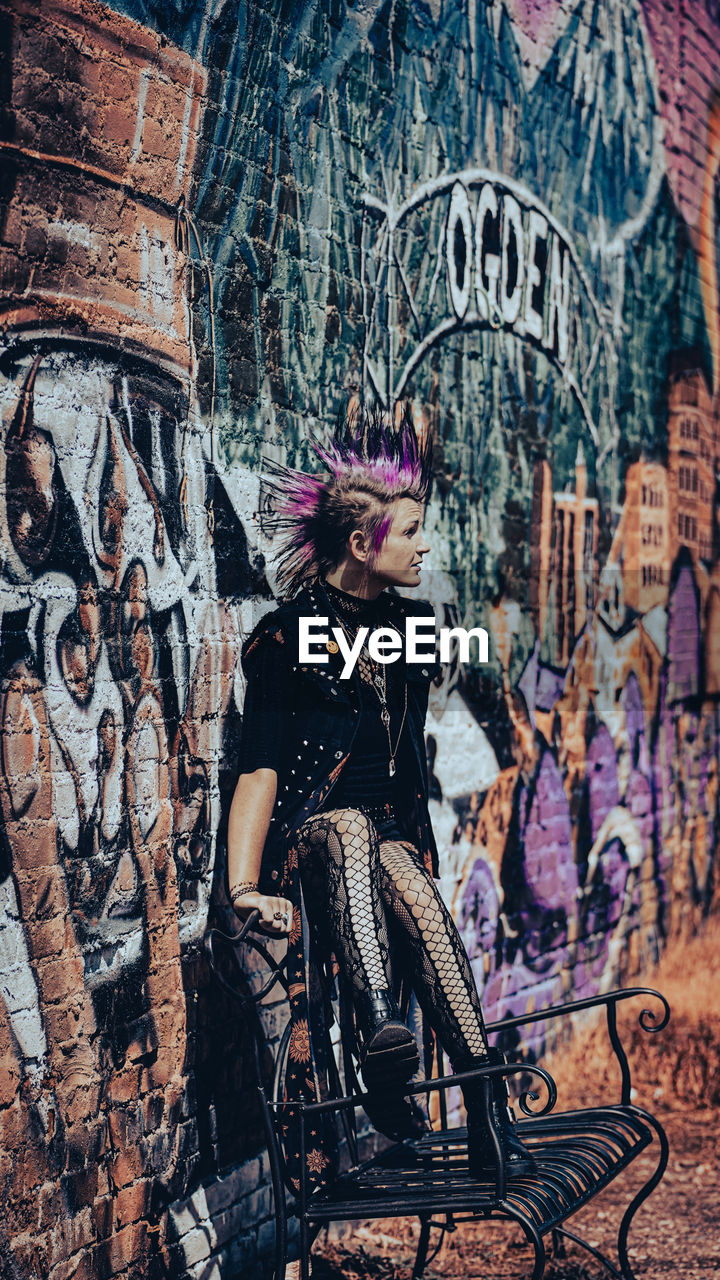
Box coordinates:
[333,610,408,777]
[373,657,408,777]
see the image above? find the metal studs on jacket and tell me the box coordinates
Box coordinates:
[240,578,440,886]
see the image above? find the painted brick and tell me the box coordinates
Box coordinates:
[1,1,718,1276]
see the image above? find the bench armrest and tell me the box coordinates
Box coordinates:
[279,1058,557,1119]
[276,1059,558,1205]
[486,986,670,1106]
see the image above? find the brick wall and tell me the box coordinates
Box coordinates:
[1,1,719,1276]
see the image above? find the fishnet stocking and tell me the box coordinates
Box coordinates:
[378,840,489,1068]
[296,808,392,992]
[296,809,489,1068]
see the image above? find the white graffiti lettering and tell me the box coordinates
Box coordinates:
[445,180,571,361]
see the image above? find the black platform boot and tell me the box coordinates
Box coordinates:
[356,989,426,1140]
[465,1047,537,1179]
[356,988,420,1091]
[361,1089,429,1141]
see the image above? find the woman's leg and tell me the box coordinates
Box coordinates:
[294,813,532,1164]
[378,839,536,1174]
[294,808,420,1100]
[377,839,489,1068]
[294,808,421,1110]
[294,812,488,1066]
[295,807,393,994]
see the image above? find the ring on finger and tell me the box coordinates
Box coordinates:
[273,910,282,921]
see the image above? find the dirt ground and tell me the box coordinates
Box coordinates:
[307,923,720,1280]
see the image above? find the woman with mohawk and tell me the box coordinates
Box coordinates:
[227,404,535,1184]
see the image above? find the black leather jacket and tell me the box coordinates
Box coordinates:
[240,578,439,889]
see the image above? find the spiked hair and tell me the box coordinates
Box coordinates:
[264,403,433,599]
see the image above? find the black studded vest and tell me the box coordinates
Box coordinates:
[238,577,439,889]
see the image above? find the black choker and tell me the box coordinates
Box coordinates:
[323,579,386,622]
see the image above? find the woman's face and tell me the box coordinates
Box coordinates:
[370,498,429,588]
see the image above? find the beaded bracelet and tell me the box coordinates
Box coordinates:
[229,880,259,903]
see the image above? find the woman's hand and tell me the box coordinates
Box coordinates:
[231,890,294,937]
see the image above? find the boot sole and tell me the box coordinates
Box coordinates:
[363,1096,429,1141]
[362,1022,419,1092]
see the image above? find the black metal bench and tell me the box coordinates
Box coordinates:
[206,912,670,1280]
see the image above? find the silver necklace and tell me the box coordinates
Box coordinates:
[371,654,408,777]
[333,612,408,777]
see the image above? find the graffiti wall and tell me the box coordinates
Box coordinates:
[1,0,719,1275]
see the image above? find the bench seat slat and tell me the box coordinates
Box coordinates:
[304,1106,653,1235]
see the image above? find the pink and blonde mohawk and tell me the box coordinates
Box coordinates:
[264,403,433,598]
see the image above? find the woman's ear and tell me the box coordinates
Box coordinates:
[348,528,371,564]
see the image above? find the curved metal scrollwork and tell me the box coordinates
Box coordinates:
[604,989,670,1106]
[637,995,671,1034]
[511,1065,557,1118]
